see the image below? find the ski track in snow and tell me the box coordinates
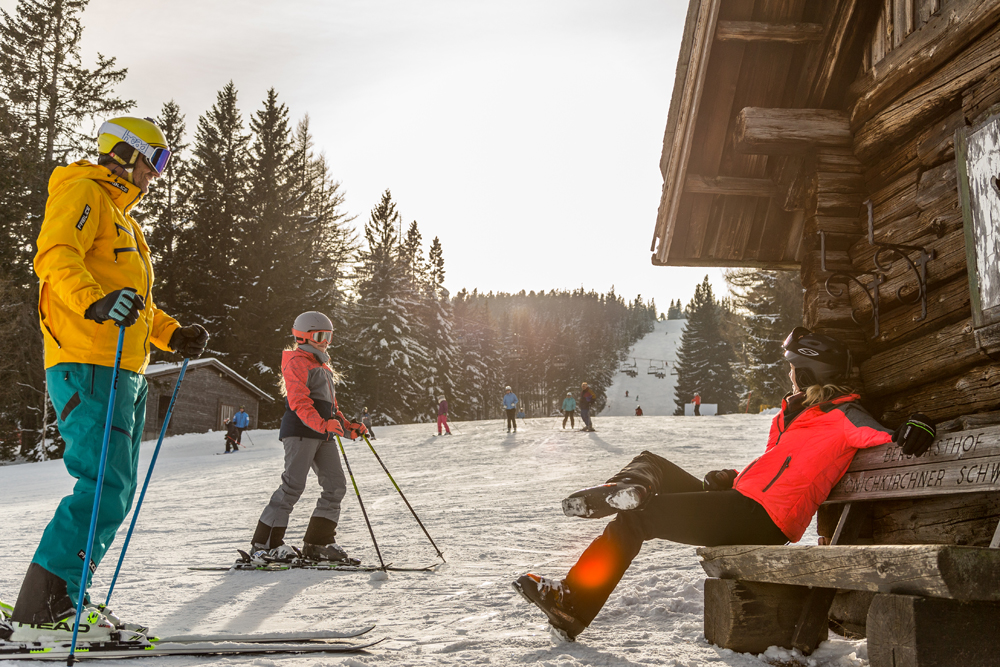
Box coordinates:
[1,415,867,666]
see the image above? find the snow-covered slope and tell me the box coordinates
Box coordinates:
[1,417,867,666]
[603,319,684,417]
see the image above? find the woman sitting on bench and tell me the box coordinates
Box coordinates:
[512,327,938,641]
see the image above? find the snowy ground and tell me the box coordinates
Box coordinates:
[604,319,683,417]
[1,414,869,666]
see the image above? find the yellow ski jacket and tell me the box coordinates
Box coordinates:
[34,161,179,374]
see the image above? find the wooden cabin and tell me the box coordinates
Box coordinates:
[652,0,1000,662]
[653,0,1000,431]
[143,358,273,441]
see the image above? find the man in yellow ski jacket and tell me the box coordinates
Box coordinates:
[7,117,209,643]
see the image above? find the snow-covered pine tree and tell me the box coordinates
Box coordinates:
[0,0,130,459]
[285,116,357,418]
[135,100,188,326]
[673,276,738,415]
[422,236,460,416]
[231,88,296,389]
[725,268,803,411]
[354,190,429,424]
[174,82,250,357]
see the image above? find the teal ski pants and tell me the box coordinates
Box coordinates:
[32,363,147,604]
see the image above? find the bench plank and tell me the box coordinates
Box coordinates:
[697,545,1000,601]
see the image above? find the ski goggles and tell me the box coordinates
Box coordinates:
[99,122,172,175]
[293,329,333,343]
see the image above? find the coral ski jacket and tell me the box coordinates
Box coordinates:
[733,393,893,542]
[34,161,179,373]
[279,345,342,441]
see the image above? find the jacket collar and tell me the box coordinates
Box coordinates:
[50,161,144,214]
[298,343,330,365]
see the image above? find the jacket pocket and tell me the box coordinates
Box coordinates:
[761,456,792,492]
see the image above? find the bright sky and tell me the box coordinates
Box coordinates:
[13,0,729,313]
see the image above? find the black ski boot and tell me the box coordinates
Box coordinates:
[561,481,648,518]
[511,573,585,641]
[302,542,350,562]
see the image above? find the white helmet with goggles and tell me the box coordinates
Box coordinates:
[98,117,171,176]
[293,311,334,344]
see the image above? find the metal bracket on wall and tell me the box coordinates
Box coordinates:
[819,199,935,339]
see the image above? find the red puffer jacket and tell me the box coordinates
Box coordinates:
[733,393,893,542]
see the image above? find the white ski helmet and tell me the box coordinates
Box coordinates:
[292,311,334,343]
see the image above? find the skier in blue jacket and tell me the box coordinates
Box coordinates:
[561,393,576,429]
[233,406,251,446]
[503,386,519,433]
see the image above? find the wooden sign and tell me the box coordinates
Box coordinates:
[827,425,1000,502]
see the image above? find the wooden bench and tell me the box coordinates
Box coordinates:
[697,424,1000,666]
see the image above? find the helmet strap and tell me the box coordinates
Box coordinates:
[108,144,140,184]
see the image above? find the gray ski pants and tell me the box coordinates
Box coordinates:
[259,436,347,528]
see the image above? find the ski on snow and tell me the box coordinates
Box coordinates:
[188,549,441,573]
[155,624,375,643]
[0,636,384,661]
[189,562,439,573]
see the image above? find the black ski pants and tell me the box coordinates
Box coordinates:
[563,451,787,626]
[562,410,575,428]
[505,408,517,431]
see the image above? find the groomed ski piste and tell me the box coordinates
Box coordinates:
[2,414,869,666]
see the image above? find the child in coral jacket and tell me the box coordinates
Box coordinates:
[249,311,366,563]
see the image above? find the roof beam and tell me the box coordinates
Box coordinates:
[716,21,825,44]
[684,175,780,197]
[735,107,852,155]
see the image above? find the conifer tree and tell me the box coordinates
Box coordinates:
[135,100,188,324]
[725,269,803,411]
[422,236,459,413]
[0,0,130,459]
[354,190,428,423]
[174,82,250,353]
[673,276,738,414]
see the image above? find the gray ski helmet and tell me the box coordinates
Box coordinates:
[292,311,334,342]
[782,326,851,387]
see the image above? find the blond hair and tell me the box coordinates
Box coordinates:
[802,383,856,407]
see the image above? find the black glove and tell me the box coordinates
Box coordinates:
[84,288,145,326]
[894,413,936,457]
[703,469,738,491]
[169,324,209,358]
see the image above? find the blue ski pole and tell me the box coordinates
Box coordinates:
[69,325,126,665]
[104,357,189,607]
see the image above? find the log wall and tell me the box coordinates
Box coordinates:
[804,6,1000,428]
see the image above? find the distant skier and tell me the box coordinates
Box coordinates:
[635,406,643,417]
[561,393,576,429]
[512,327,937,641]
[503,386,519,433]
[7,117,208,644]
[437,395,452,435]
[359,407,375,440]
[250,311,366,564]
[692,392,702,416]
[224,418,240,453]
[579,382,596,432]
[233,406,251,445]
[625,390,628,397]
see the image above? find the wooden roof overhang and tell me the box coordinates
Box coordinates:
[650,0,876,270]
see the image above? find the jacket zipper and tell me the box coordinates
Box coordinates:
[761,456,792,492]
[737,401,806,485]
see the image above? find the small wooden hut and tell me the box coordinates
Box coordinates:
[143,358,273,441]
[652,0,1000,660]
